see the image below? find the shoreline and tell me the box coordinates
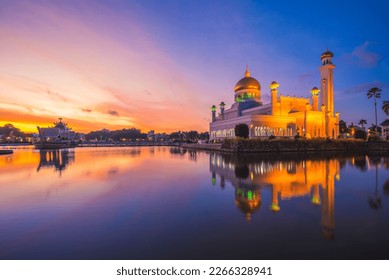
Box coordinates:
[2,140,389,155]
[181,143,222,151]
[182,139,389,154]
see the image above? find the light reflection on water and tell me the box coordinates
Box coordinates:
[0,146,388,259]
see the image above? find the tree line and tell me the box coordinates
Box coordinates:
[0,124,210,143]
[0,124,32,142]
[85,128,147,141]
[83,129,210,143]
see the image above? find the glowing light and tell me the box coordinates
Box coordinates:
[270,203,280,212]
[247,190,253,200]
[311,196,321,205]
[269,81,280,90]
[310,87,320,96]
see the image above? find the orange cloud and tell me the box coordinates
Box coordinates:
[0,1,211,134]
[0,109,134,133]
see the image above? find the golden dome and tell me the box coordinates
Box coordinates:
[234,66,261,92]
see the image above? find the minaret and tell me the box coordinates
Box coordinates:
[310,87,320,111]
[320,50,335,137]
[320,50,335,115]
[269,81,279,115]
[211,105,216,122]
[219,101,225,120]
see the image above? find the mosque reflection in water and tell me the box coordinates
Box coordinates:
[37,149,75,174]
[210,153,339,239]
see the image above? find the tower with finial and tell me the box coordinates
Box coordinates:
[211,105,216,122]
[310,86,320,111]
[320,49,335,136]
[269,81,280,115]
[219,101,226,120]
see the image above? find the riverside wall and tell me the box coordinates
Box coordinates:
[220,138,389,154]
[181,139,389,154]
[181,143,222,151]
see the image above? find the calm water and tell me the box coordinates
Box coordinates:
[0,146,389,260]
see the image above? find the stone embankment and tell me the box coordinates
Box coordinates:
[182,139,389,154]
[181,143,222,151]
[221,138,389,153]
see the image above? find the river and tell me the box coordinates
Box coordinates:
[0,146,388,259]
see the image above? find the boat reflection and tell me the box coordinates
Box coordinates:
[37,149,75,175]
[209,153,339,239]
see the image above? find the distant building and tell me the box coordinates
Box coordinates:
[147,130,155,141]
[210,50,339,140]
[147,130,169,142]
[37,118,76,141]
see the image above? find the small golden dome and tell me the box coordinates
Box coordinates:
[269,81,280,90]
[320,49,334,60]
[234,66,261,92]
[310,86,320,96]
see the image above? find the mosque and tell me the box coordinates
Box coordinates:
[210,50,339,140]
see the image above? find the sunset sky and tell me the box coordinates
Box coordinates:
[0,0,388,133]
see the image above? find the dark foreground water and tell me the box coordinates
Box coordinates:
[0,146,388,260]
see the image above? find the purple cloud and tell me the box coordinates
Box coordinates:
[338,81,387,96]
[107,110,119,116]
[342,42,383,68]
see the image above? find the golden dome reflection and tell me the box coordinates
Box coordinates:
[234,188,261,220]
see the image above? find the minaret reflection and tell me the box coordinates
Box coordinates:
[209,153,340,238]
[321,159,337,239]
[37,149,75,175]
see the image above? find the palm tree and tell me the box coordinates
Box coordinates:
[367,87,381,132]
[382,101,389,115]
[369,124,382,134]
[368,157,382,210]
[358,119,367,130]
[338,120,348,134]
